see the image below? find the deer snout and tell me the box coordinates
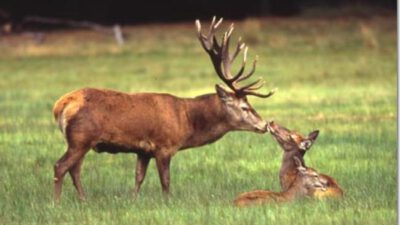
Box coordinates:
[316,183,327,192]
[255,120,269,133]
[266,120,275,133]
[314,178,328,192]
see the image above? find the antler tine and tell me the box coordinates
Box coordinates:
[208,17,223,44]
[235,54,275,98]
[206,16,215,39]
[238,78,263,92]
[195,19,209,51]
[221,24,235,79]
[221,24,234,55]
[195,20,201,35]
[226,23,234,37]
[244,79,265,91]
[207,16,216,38]
[237,55,257,82]
[243,88,276,98]
[228,46,248,83]
[231,37,245,63]
[214,17,223,29]
[210,16,216,27]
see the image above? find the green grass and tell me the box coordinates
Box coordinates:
[0,16,396,224]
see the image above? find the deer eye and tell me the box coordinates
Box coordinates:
[241,106,250,112]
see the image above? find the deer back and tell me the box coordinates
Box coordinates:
[53,88,196,155]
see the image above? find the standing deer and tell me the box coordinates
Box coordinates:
[234,156,326,206]
[267,121,344,198]
[52,17,275,202]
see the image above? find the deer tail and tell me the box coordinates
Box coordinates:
[53,90,83,136]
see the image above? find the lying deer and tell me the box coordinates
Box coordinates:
[267,121,344,198]
[234,156,326,206]
[52,17,276,202]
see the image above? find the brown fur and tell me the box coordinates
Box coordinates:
[268,121,344,199]
[234,162,325,207]
[234,190,290,207]
[313,173,343,198]
[53,87,267,201]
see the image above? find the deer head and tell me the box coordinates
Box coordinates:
[267,121,319,152]
[196,17,275,133]
[293,156,326,195]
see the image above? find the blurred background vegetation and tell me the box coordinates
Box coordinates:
[0,0,396,28]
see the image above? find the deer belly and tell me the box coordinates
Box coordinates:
[93,141,155,155]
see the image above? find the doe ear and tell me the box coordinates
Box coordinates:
[308,130,320,142]
[293,156,302,167]
[294,156,307,174]
[215,84,233,102]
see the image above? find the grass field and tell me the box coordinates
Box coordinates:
[0,15,396,224]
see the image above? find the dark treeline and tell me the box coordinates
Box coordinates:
[0,0,396,25]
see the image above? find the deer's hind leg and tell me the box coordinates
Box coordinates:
[69,157,86,201]
[54,145,89,203]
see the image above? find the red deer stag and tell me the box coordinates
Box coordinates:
[52,17,275,202]
[234,156,326,206]
[267,121,344,199]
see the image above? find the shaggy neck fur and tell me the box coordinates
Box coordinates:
[181,94,232,149]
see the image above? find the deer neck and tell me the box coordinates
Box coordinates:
[181,94,232,149]
[281,177,307,201]
[279,150,305,189]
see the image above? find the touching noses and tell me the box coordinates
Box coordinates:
[252,116,268,133]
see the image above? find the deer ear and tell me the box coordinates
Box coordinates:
[308,130,319,142]
[293,156,306,173]
[293,156,302,167]
[215,84,233,102]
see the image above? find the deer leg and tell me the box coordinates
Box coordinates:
[54,147,89,203]
[134,154,151,198]
[54,152,68,202]
[69,157,86,201]
[155,155,171,196]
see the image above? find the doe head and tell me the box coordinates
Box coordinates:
[267,121,319,152]
[294,156,326,195]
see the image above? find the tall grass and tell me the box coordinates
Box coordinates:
[0,16,396,224]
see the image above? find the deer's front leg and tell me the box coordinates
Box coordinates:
[134,154,151,198]
[155,154,172,196]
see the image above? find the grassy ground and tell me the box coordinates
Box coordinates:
[0,15,396,224]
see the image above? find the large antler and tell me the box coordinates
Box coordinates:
[195,17,275,98]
